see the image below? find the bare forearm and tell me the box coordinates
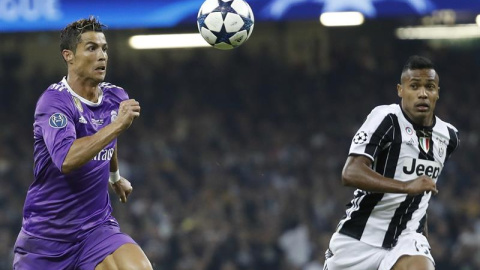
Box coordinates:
[62,122,122,173]
[342,155,407,193]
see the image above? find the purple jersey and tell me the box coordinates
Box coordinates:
[22,77,128,242]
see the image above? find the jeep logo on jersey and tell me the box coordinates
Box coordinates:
[49,113,67,128]
[402,158,441,180]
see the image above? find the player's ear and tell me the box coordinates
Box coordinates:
[397,83,403,98]
[62,50,74,63]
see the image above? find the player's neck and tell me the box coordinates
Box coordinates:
[66,75,100,103]
[401,107,434,127]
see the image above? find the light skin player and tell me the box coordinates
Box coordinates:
[60,21,151,270]
[13,17,153,270]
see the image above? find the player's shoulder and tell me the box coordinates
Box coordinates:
[369,104,400,115]
[47,81,69,93]
[100,82,129,100]
[35,81,75,114]
[37,81,71,105]
[100,82,126,94]
[435,116,459,133]
[366,104,400,122]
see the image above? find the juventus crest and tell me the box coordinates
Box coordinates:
[416,129,432,153]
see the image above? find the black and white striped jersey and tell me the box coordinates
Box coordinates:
[336,104,459,249]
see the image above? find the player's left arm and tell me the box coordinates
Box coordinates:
[109,143,133,203]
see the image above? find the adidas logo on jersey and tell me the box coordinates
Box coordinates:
[79,116,87,124]
[402,158,441,180]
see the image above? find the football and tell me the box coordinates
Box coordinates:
[197,0,254,50]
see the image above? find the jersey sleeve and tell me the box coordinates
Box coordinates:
[102,83,129,104]
[445,124,460,161]
[117,87,129,101]
[35,90,76,172]
[349,106,395,161]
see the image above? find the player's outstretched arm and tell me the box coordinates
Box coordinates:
[342,155,438,195]
[62,99,140,174]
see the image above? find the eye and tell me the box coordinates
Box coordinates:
[410,84,418,89]
[87,46,95,52]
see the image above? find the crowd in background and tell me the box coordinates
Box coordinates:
[0,26,479,270]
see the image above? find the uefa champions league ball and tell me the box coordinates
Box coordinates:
[197,0,254,50]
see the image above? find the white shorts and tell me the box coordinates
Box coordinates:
[323,232,434,270]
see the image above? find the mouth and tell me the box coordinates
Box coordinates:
[95,66,106,72]
[415,103,430,112]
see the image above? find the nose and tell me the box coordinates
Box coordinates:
[98,49,107,60]
[418,87,428,99]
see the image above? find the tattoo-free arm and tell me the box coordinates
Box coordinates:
[342,155,407,193]
[342,155,438,195]
[61,121,123,174]
[62,99,140,174]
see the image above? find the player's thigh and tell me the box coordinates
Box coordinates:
[324,233,386,270]
[391,255,435,270]
[95,243,152,270]
[380,233,434,270]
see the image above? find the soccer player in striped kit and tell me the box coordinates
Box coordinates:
[13,17,153,270]
[324,55,459,270]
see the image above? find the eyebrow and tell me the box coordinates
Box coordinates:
[84,41,108,46]
[409,78,436,82]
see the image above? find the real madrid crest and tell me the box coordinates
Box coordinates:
[111,110,118,122]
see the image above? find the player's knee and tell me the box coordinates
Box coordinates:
[139,258,153,270]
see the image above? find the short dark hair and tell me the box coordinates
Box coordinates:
[402,55,435,72]
[400,55,436,82]
[60,16,106,53]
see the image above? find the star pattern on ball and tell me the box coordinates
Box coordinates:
[353,131,368,144]
[212,0,253,45]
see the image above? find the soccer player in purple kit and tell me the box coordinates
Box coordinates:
[13,17,153,270]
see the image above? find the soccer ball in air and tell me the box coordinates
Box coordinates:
[197,0,254,50]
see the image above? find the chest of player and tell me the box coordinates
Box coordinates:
[394,125,449,182]
[397,125,448,160]
[72,99,118,136]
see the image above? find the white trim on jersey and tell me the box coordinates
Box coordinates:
[61,77,104,107]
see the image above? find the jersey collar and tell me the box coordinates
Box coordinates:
[61,77,104,107]
[399,103,436,130]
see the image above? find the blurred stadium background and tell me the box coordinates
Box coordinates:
[1,0,480,269]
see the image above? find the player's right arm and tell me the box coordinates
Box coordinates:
[341,155,438,195]
[343,105,438,195]
[62,99,140,174]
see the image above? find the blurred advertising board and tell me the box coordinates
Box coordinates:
[1,0,480,32]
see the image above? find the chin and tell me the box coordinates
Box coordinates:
[94,76,105,83]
